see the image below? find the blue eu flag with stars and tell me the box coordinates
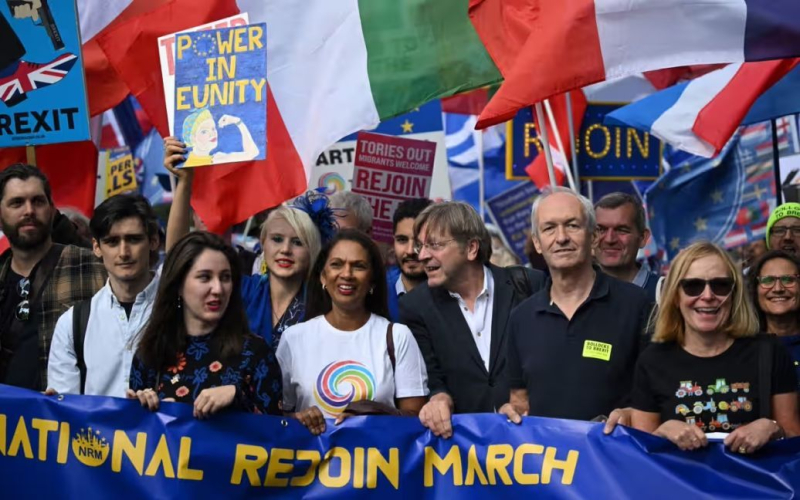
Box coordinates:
[645,119,792,260]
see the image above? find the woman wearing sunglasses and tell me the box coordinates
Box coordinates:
[748,250,800,391]
[631,242,799,454]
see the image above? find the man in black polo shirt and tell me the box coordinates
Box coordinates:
[501,187,651,423]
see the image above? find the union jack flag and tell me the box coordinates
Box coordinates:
[0,53,78,107]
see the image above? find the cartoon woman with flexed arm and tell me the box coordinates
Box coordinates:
[180,109,259,168]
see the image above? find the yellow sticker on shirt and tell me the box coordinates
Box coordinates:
[583,340,612,361]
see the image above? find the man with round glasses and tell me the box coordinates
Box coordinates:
[0,164,105,390]
[400,201,544,438]
[767,202,800,257]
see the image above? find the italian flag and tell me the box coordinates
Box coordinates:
[81,0,500,232]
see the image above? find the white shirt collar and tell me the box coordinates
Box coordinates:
[448,265,493,301]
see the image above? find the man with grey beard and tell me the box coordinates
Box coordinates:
[0,164,105,390]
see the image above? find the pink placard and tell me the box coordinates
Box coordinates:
[351,132,437,243]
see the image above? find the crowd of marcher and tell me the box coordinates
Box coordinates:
[1,147,799,456]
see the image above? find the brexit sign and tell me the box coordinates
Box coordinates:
[506,104,661,181]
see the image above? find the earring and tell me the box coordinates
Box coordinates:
[177,296,182,309]
[369,287,374,295]
[322,284,326,291]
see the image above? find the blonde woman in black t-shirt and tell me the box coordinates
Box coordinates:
[631,242,800,454]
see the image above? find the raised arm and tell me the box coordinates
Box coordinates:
[163,136,194,252]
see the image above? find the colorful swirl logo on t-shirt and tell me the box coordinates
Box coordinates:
[313,360,376,416]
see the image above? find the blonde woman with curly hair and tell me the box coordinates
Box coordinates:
[631,242,799,454]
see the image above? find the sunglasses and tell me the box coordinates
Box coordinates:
[679,277,734,297]
[757,274,800,289]
[15,277,30,321]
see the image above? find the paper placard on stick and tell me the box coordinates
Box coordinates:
[158,13,249,135]
[103,148,138,199]
[172,23,267,169]
[485,181,539,261]
[0,0,90,147]
[351,132,436,243]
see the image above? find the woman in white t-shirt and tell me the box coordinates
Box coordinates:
[277,229,429,435]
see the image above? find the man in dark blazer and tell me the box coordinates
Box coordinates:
[400,202,545,438]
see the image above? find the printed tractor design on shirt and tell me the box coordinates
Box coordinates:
[693,398,716,414]
[706,378,730,395]
[707,414,731,432]
[729,397,753,413]
[685,416,706,432]
[731,382,750,393]
[675,381,703,398]
[675,404,692,416]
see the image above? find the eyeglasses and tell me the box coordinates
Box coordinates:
[15,277,30,321]
[413,238,456,254]
[771,226,800,237]
[679,278,735,297]
[757,274,800,289]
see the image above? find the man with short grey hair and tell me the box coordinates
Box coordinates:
[594,192,659,301]
[400,201,544,438]
[501,187,650,428]
[329,191,373,235]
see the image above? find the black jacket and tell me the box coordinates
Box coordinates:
[399,264,545,413]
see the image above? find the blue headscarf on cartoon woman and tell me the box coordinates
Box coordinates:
[180,108,260,168]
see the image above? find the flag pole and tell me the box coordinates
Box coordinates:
[544,99,577,191]
[477,129,486,218]
[243,215,255,240]
[26,146,36,166]
[565,92,581,188]
[771,117,784,205]
[534,102,557,188]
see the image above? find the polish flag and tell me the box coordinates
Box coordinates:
[0,232,8,255]
[470,0,800,129]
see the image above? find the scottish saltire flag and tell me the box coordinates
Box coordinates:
[606,59,800,158]
[444,113,514,213]
[647,118,797,259]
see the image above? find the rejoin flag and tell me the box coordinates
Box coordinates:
[95,0,501,232]
[470,0,800,129]
[606,59,800,157]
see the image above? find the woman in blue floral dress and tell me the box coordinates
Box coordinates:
[127,232,282,417]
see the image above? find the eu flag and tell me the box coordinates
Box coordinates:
[646,119,796,260]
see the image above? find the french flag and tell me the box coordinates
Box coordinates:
[471,0,800,129]
[605,59,799,157]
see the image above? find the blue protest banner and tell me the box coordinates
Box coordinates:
[173,23,267,168]
[485,181,539,260]
[506,104,662,181]
[578,104,661,180]
[0,0,90,147]
[2,385,799,499]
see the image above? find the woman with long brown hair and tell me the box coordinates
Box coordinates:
[127,232,282,417]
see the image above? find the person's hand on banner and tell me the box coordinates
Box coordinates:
[193,385,236,419]
[603,407,633,434]
[163,136,191,178]
[419,392,454,438]
[499,403,528,425]
[217,114,243,128]
[294,406,326,435]
[654,420,708,451]
[11,0,42,22]
[126,388,174,412]
[723,418,783,455]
